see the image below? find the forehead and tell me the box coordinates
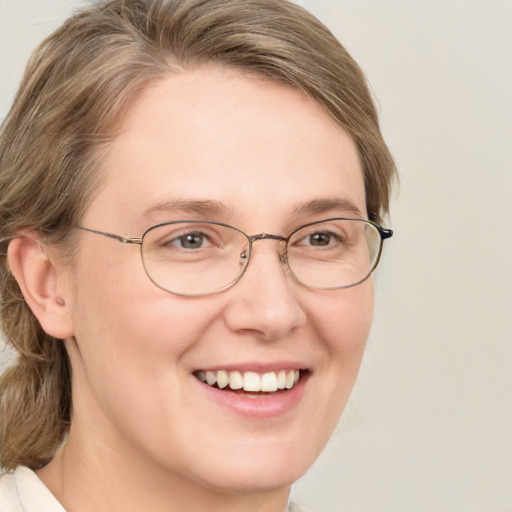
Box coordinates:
[87,65,366,231]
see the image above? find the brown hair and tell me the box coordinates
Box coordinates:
[0,0,396,470]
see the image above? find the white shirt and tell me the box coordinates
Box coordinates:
[0,466,65,512]
[0,466,308,512]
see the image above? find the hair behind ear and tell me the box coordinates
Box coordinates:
[0,336,72,470]
[0,235,73,470]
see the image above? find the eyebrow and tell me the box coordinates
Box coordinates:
[292,197,365,218]
[137,198,232,222]
[137,196,364,225]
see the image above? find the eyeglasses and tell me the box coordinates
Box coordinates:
[78,218,393,296]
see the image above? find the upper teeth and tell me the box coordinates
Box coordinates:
[195,369,300,392]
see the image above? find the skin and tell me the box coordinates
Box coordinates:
[16,66,374,512]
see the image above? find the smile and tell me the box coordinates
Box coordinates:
[194,369,301,393]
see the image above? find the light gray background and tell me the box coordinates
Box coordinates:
[1,1,511,511]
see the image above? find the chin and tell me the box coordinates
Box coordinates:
[194,457,308,495]
[178,434,322,495]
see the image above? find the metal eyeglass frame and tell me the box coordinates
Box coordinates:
[77,218,393,296]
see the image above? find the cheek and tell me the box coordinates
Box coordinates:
[67,260,223,448]
[317,279,374,358]
[310,279,374,424]
[71,278,210,375]
[68,243,217,394]
[290,281,374,462]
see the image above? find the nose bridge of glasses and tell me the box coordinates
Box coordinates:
[249,233,286,243]
[243,233,288,266]
[242,233,288,268]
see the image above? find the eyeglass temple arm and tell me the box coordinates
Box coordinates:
[77,226,142,245]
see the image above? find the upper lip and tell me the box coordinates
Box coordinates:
[193,361,309,373]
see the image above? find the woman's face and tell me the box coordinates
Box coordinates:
[64,66,373,493]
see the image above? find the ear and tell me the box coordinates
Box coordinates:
[7,233,75,340]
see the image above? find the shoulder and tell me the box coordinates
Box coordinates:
[0,466,65,512]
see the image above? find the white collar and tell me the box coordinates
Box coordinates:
[0,466,65,512]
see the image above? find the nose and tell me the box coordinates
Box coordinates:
[222,240,306,341]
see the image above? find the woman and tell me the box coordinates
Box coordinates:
[0,0,396,510]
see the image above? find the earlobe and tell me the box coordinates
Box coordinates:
[7,233,75,340]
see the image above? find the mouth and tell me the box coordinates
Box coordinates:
[193,369,305,394]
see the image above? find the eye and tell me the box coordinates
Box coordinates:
[289,222,352,255]
[172,232,209,249]
[167,230,215,250]
[307,232,335,246]
[299,230,343,248]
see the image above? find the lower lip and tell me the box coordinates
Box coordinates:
[194,372,310,419]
